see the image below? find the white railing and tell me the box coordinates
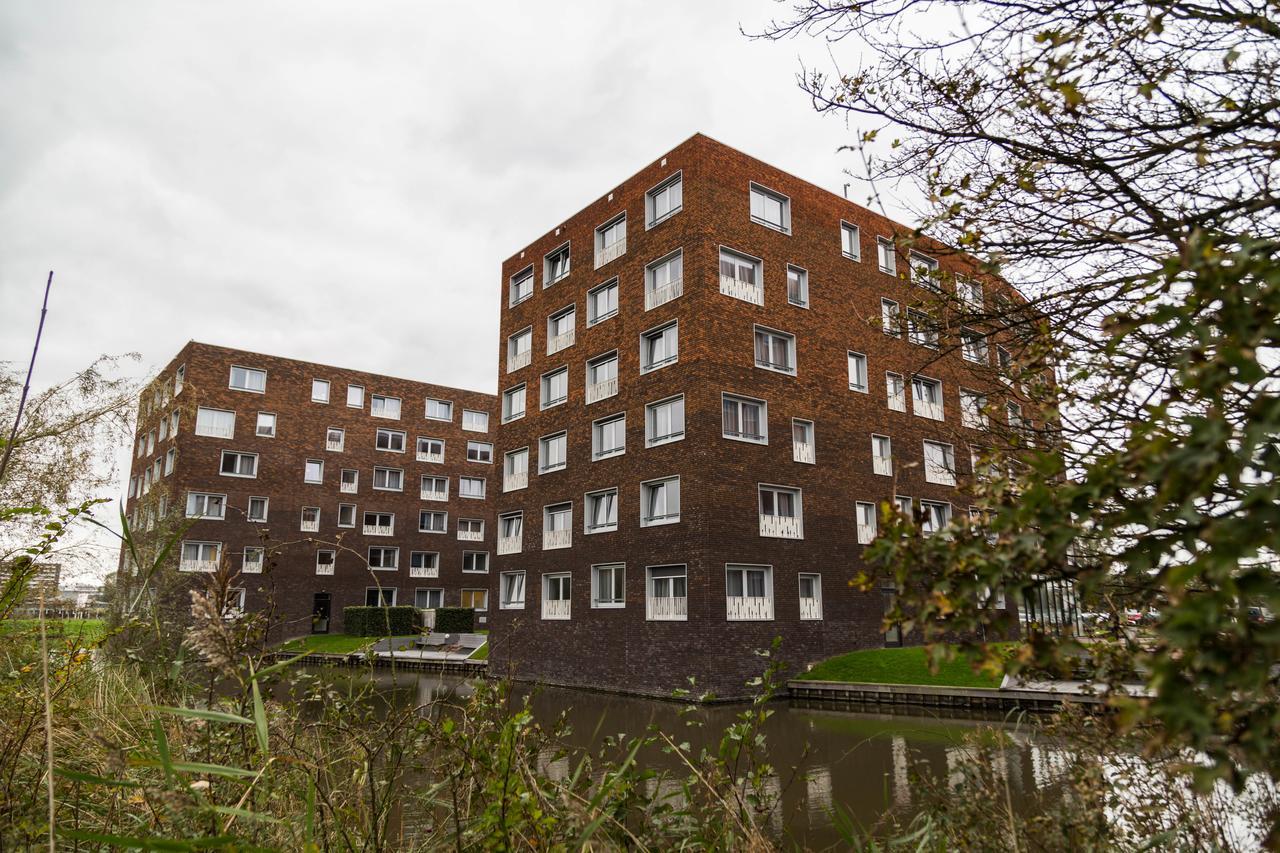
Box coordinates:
[542,598,571,620]
[457,529,483,542]
[301,519,320,533]
[179,558,218,573]
[719,274,764,306]
[925,462,957,486]
[409,563,439,578]
[417,449,444,463]
[647,595,688,621]
[857,523,876,545]
[586,377,618,404]
[873,455,892,477]
[199,424,234,439]
[316,561,334,576]
[543,529,572,550]
[594,237,626,269]
[326,438,344,451]
[760,514,804,539]
[547,329,575,354]
[242,558,264,575]
[916,401,944,421]
[800,597,823,621]
[504,470,528,492]
[420,488,447,502]
[645,278,683,310]
[497,535,522,555]
[363,524,393,536]
[889,393,906,413]
[340,480,358,494]
[962,412,988,430]
[793,442,815,464]
[507,350,531,372]
[727,596,774,621]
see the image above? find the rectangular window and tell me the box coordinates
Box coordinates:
[961,329,989,364]
[592,413,626,459]
[368,547,399,570]
[792,419,815,464]
[195,407,235,438]
[500,571,526,609]
[787,265,808,307]
[593,563,626,608]
[417,436,444,462]
[503,448,529,491]
[754,326,796,374]
[647,565,687,620]
[645,250,684,310]
[907,309,940,348]
[373,467,403,491]
[585,487,618,533]
[255,412,276,438]
[164,448,176,475]
[896,495,914,518]
[841,222,861,260]
[229,365,266,393]
[185,492,226,519]
[304,459,323,484]
[458,517,484,540]
[847,352,868,392]
[856,501,877,544]
[587,278,619,326]
[459,476,486,499]
[543,503,573,550]
[718,248,763,305]
[586,352,619,404]
[463,551,489,574]
[498,511,523,553]
[326,427,345,452]
[170,410,179,435]
[645,395,684,447]
[920,500,952,535]
[316,550,336,575]
[311,379,330,403]
[547,306,576,354]
[749,182,790,233]
[174,364,185,395]
[247,496,268,523]
[375,428,406,452]
[960,389,989,429]
[544,242,571,286]
[759,484,803,539]
[426,399,453,421]
[540,367,568,409]
[799,573,823,620]
[640,321,678,372]
[877,237,896,274]
[415,588,444,609]
[462,409,489,432]
[337,503,355,528]
[409,551,440,578]
[507,327,532,373]
[542,573,571,619]
[595,213,627,268]
[466,440,493,463]
[301,506,320,531]
[219,451,258,478]
[910,252,940,289]
[539,432,567,473]
[370,395,401,419]
[179,541,221,572]
[420,475,449,501]
[419,510,447,533]
[347,384,364,408]
[366,587,396,606]
[646,172,682,226]
[924,441,957,486]
[340,468,359,492]
[726,564,774,621]
[363,511,395,535]
[872,434,893,476]
[510,267,534,305]
[641,476,680,526]
[881,299,901,337]
[886,372,906,412]
[958,278,983,310]
[722,393,767,443]
[502,385,526,422]
[243,547,264,574]
[998,345,1013,371]
[912,377,945,420]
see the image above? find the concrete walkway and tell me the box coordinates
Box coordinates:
[369,633,486,662]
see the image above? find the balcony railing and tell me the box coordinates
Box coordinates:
[760,514,803,539]
[420,488,447,502]
[301,518,320,533]
[507,350,531,373]
[873,455,893,476]
[316,561,334,576]
[497,534,522,555]
[363,523,393,536]
[242,558,263,574]
[542,598,571,620]
[889,393,906,413]
[198,424,234,439]
[793,442,815,464]
[409,563,439,578]
[594,237,626,269]
[916,401,945,421]
[726,595,774,621]
[417,449,443,464]
[586,377,618,404]
[719,274,764,306]
[340,480,358,494]
[504,470,528,492]
[647,595,688,621]
[179,558,218,573]
[925,462,957,486]
[799,597,823,621]
[543,528,572,550]
[857,523,876,545]
[645,278,683,311]
[457,528,483,542]
[547,329,575,354]
[326,438,344,452]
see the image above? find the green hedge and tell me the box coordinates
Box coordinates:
[433,607,475,633]
[343,606,416,637]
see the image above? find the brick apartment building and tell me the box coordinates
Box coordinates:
[121,341,497,636]
[486,134,1023,698]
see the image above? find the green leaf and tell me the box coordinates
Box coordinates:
[150,705,253,726]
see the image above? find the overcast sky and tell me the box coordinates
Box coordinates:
[1,1,921,578]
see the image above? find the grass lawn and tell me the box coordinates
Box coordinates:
[802,644,1017,689]
[469,642,489,661]
[279,634,377,655]
[0,618,107,646]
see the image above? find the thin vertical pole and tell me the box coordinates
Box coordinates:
[0,271,53,484]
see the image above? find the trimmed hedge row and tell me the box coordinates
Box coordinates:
[433,607,475,633]
[343,606,416,637]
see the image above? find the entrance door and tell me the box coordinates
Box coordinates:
[312,592,331,634]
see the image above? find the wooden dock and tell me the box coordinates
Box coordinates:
[786,679,1102,713]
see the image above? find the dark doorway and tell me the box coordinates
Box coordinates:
[312,592,331,634]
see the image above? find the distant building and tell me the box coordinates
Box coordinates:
[1,561,62,616]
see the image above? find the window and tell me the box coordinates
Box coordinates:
[185,492,225,519]
[847,352,868,392]
[542,573,571,619]
[502,384,526,422]
[872,435,893,476]
[910,252,940,289]
[856,501,877,544]
[997,345,1013,371]
[147,430,156,454]
[1007,401,1024,428]
[539,432,567,473]
[958,278,983,310]
[170,410,179,435]
[877,237,897,274]
[920,500,952,535]
[309,549,333,575]
[647,565,687,620]
[347,384,364,408]
[247,496,268,523]
[585,488,618,533]
[645,249,684,310]
[907,309,940,348]
[585,352,618,403]
[640,321,678,372]
[722,394,767,443]
[544,242,571,286]
[312,379,330,403]
[219,451,258,478]
[787,265,808,307]
[895,495,914,517]
[593,563,625,608]
[543,503,573,550]
[419,510,447,533]
[592,413,626,459]
[886,372,906,412]
[547,306,575,354]
[799,574,823,620]
[304,459,324,484]
[841,221,861,260]
[326,427,345,451]
[370,395,401,419]
[595,213,627,267]
[368,547,399,570]
[466,440,493,463]
[417,436,444,462]
[229,365,266,393]
[961,329,989,364]
[912,377,945,420]
[425,399,453,421]
[726,564,774,620]
[301,506,320,531]
[960,389,989,429]
[641,476,680,526]
[376,428,406,452]
[179,541,221,572]
[159,416,169,442]
[164,448,176,475]
[373,467,403,491]
[500,571,526,609]
[540,367,568,409]
[462,409,489,432]
[587,278,619,325]
[754,326,796,374]
[410,551,439,578]
[718,248,763,305]
[255,412,276,438]
[508,327,532,372]
[792,419,815,464]
[462,551,488,573]
[881,299,901,337]
[498,511,523,551]
[646,172,682,226]
[504,448,529,491]
[195,407,235,438]
[337,503,355,528]
[749,183,790,233]
[421,475,448,501]
[340,468,359,492]
[459,476,486,499]
[174,364,185,395]
[924,441,958,486]
[510,266,534,305]
[458,517,484,540]
[243,547,264,574]
[415,588,444,609]
[366,587,396,606]
[645,395,684,447]
[759,485,801,526]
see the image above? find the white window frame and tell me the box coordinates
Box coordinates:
[639,320,679,373]
[799,573,823,620]
[337,503,356,528]
[646,564,688,621]
[592,563,626,608]
[587,277,619,326]
[367,547,399,571]
[592,412,627,460]
[425,398,454,422]
[721,393,768,444]
[375,428,406,453]
[544,241,571,287]
[960,389,989,430]
[792,418,815,465]
[718,246,763,306]
[585,487,619,534]
[228,365,266,394]
[502,384,526,423]
[195,407,236,439]
[907,308,940,349]
[462,551,489,574]
[645,395,685,448]
[910,251,940,289]
[373,466,404,492]
[542,572,572,619]
[856,501,877,544]
[847,351,868,392]
[725,563,774,621]
[459,476,486,500]
[640,475,680,527]
[538,431,567,474]
[185,492,226,520]
[877,237,897,275]
[881,298,901,337]
[311,379,330,403]
[370,394,402,420]
[507,326,533,373]
[462,409,489,432]
[255,411,276,438]
[418,510,448,534]
[886,372,906,412]
[509,265,534,306]
[540,367,569,410]
[594,212,627,268]
[961,328,989,364]
[912,376,945,421]
[646,171,683,228]
[753,325,797,376]
[500,571,526,610]
[347,384,364,408]
[749,182,791,234]
[304,458,324,484]
[585,351,619,404]
[787,265,809,308]
[420,475,449,501]
[924,440,958,486]
[219,450,258,479]
[872,434,893,476]
[462,588,489,612]
[547,304,576,355]
[466,440,493,463]
[247,496,269,523]
[841,221,861,261]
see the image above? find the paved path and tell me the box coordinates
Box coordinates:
[369,633,486,661]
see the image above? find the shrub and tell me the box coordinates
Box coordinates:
[434,607,475,633]
[342,606,415,637]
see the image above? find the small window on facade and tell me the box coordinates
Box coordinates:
[585,352,619,404]
[886,372,906,412]
[718,248,763,305]
[585,488,618,533]
[373,467,404,491]
[337,503,356,528]
[542,573,571,619]
[312,379,330,403]
[722,394,767,444]
[961,389,989,430]
[370,395,402,419]
[255,412,276,438]
[304,459,324,484]
[543,503,573,551]
[459,476,486,499]
[500,571,526,609]
[174,364,185,395]
[229,365,266,393]
[463,552,489,573]
[426,399,453,421]
[961,329,989,364]
[877,237,896,274]
[510,267,534,305]
[595,213,627,268]
[368,547,399,570]
[872,435,893,476]
[544,243,571,286]
[417,436,444,462]
[462,409,489,432]
[507,327,533,373]
[547,306,576,355]
[881,299,901,337]
[841,222,861,261]
[641,476,680,526]
[247,496,269,523]
[419,510,447,533]
[749,183,790,233]
[375,428,406,452]
[195,407,235,438]
[923,441,957,486]
[592,563,626,608]
[219,451,258,478]
[912,377,945,420]
[726,564,774,620]
[958,278,984,310]
[646,565,687,621]
[645,250,683,310]
[856,501,877,544]
[420,475,448,501]
[540,367,569,409]
[185,492,226,519]
[539,432,567,473]
[907,309,940,348]
[587,278,619,326]
[502,385,526,422]
[847,352,868,392]
[645,395,684,447]
[646,172,682,227]
[592,413,626,459]
[466,440,493,463]
[347,384,364,408]
[640,321,678,372]
[792,419,815,464]
[910,252,940,289]
[920,500,952,535]
[503,448,529,491]
[787,265,808,307]
[754,326,796,375]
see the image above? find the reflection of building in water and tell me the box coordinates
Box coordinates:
[1031,744,1073,789]
[891,736,911,807]
[806,764,833,819]
[536,749,570,782]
